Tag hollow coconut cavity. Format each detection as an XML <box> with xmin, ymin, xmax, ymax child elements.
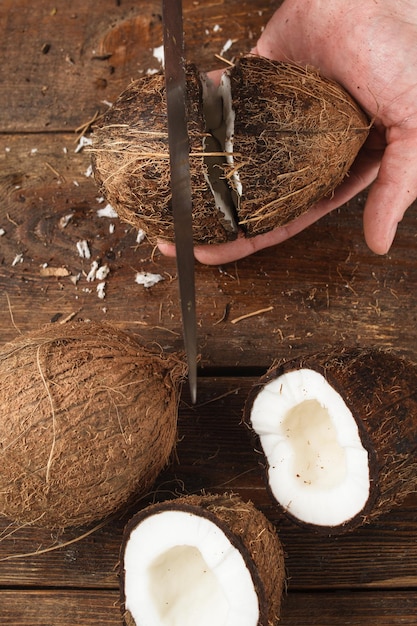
<box><xmin>0</xmin><ymin>321</ymin><xmax>185</xmax><ymax>528</ymax></box>
<box><xmin>244</xmin><ymin>347</ymin><xmax>417</xmax><ymax>534</ymax></box>
<box><xmin>92</xmin><ymin>55</ymin><xmax>369</xmax><ymax>245</ymax></box>
<box><xmin>121</xmin><ymin>493</ymin><xmax>285</xmax><ymax>626</ymax></box>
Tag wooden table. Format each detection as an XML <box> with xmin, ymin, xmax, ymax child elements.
<box><xmin>1</xmin><ymin>1</ymin><xmax>417</xmax><ymax>624</ymax></box>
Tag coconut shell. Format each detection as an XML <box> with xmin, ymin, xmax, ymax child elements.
<box><xmin>120</xmin><ymin>493</ymin><xmax>286</xmax><ymax>626</ymax></box>
<box><xmin>92</xmin><ymin>55</ymin><xmax>369</xmax><ymax>245</ymax></box>
<box><xmin>228</xmin><ymin>56</ymin><xmax>369</xmax><ymax>235</ymax></box>
<box><xmin>0</xmin><ymin>322</ymin><xmax>185</xmax><ymax>528</ymax></box>
<box><xmin>244</xmin><ymin>347</ymin><xmax>417</xmax><ymax>534</ymax></box>
<box><xmin>92</xmin><ymin>66</ymin><xmax>234</xmax><ymax>245</ymax></box>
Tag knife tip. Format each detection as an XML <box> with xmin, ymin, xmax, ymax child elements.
<box><xmin>189</xmin><ymin>379</ymin><xmax>197</xmax><ymax>405</ymax></box>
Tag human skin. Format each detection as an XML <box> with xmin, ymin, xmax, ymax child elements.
<box><xmin>159</xmin><ymin>0</ymin><xmax>417</xmax><ymax>264</ymax></box>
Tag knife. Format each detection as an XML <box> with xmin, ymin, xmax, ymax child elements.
<box><xmin>162</xmin><ymin>0</ymin><xmax>197</xmax><ymax>404</ymax></box>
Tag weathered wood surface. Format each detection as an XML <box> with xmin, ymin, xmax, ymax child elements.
<box><xmin>1</xmin><ymin>1</ymin><xmax>417</xmax><ymax>624</ymax></box>
<box><xmin>2</xmin><ymin>590</ymin><xmax>417</xmax><ymax>626</ymax></box>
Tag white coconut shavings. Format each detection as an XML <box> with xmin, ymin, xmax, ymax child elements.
<box><xmin>96</xmin><ymin>282</ymin><xmax>106</xmax><ymax>299</ymax></box>
<box><xmin>135</xmin><ymin>272</ymin><xmax>164</xmax><ymax>288</ymax></box>
<box><xmin>136</xmin><ymin>229</ymin><xmax>146</xmax><ymax>244</ymax></box>
<box><xmin>109</xmin><ymin>223</ymin><xmax>115</xmax><ymax>234</ymax></box>
<box><xmin>84</xmin><ymin>164</ymin><xmax>93</xmax><ymax>178</ymax></box>
<box><xmin>152</xmin><ymin>44</ymin><xmax>164</xmax><ymax>67</ymax></box>
<box><xmin>220</xmin><ymin>38</ymin><xmax>234</xmax><ymax>56</ymax></box>
<box><xmin>213</xmin><ymin>24</ymin><xmax>221</xmax><ymax>32</ymax></box>
<box><xmin>0</xmin><ymin>228</ymin><xmax>5</xmax><ymax>236</ymax></box>
<box><xmin>11</xmin><ymin>253</ymin><xmax>23</xmax><ymax>266</ymax></box>
<box><xmin>76</xmin><ymin>240</ymin><xmax>91</xmax><ymax>259</ymax></box>
<box><xmin>96</xmin><ymin>264</ymin><xmax>110</xmax><ymax>280</ymax></box>
<box><xmin>59</xmin><ymin>213</ymin><xmax>74</xmax><ymax>228</ymax></box>
<box><xmin>86</xmin><ymin>261</ymin><xmax>110</xmax><ymax>282</ymax></box>
<box><xmin>75</xmin><ymin>136</ymin><xmax>93</xmax><ymax>153</ymax></box>
<box><xmin>86</xmin><ymin>260</ymin><xmax>99</xmax><ymax>282</ymax></box>
<box><xmin>97</xmin><ymin>203</ymin><xmax>118</xmax><ymax>218</ymax></box>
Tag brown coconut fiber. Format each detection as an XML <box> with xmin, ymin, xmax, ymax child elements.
<box><xmin>91</xmin><ymin>55</ymin><xmax>369</xmax><ymax>245</ymax></box>
<box><xmin>121</xmin><ymin>493</ymin><xmax>286</xmax><ymax>626</ymax></box>
<box><xmin>0</xmin><ymin>321</ymin><xmax>185</xmax><ymax>529</ymax></box>
<box><xmin>227</xmin><ymin>56</ymin><xmax>370</xmax><ymax>236</ymax></box>
<box><xmin>244</xmin><ymin>346</ymin><xmax>417</xmax><ymax>533</ymax></box>
<box><xmin>92</xmin><ymin>67</ymin><xmax>231</xmax><ymax>245</ymax></box>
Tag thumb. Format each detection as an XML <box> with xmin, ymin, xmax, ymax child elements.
<box><xmin>363</xmin><ymin>129</ymin><xmax>417</xmax><ymax>254</ymax></box>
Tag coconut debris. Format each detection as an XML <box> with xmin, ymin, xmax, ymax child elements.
<box><xmin>135</xmin><ymin>272</ymin><xmax>164</xmax><ymax>288</ymax></box>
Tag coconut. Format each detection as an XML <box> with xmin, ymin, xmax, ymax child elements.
<box><xmin>92</xmin><ymin>66</ymin><xmax>234</xmax><ymax>245</ymax></box>
<box><xmin>120</xmin><ymin>493</ymin><xmax>285</xmax><ymax>626</ymax></box>
<box><xmin>0</xmin><ymin>322</ymin><xmax>185</xmax><ymax>528</ymax></box>
<box><xmin>92</xmin><ymin>55</ymin><xmax>369</xmax><ymax>245</ymax></box>
<box><xmin>244</xmin><ymin>347</ymin><xmax>417</xmax><ymax>534</ymax></box>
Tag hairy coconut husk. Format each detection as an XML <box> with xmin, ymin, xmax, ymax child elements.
<box><xmin>121</xmin><ymin>493</ymin><xmax>285</xmax><ymax>626</ymax></box>
<box><xmin>92</xmin><ymin>55</ymin><xmax>368</xmax><ymax>245</ymax></box>
<box><xmin>92</xmin><ymin>66</ymin><xmax>234</xmax><ymax>245</ymax></box>
<box><xmin>226</xmin><ymin>56</ymin><xmax>369</xmax><ymax>235</ymax></box>
<box><xmin>0</xmin><ymin>322</ymin><xmax>185</xmax><ymax>528</ymax></box>
<box><xmin>244</xmin><ymin>347</ymin><xmax>417</xmax><ymax>534</ymax></box>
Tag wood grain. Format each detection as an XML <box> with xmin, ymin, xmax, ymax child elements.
<box><xmin>1</xmin><ymin>0</ymin><xmax>417</xmax><ymax>623</ymax></box>
<box><xmin>0</xmin><ymin>379</ymin><xmax>416</xmax><ymax>594</ymax></box>
<box><xmin>2</xmin><ymin>589</ymin><xmax>417</xmax><ymax>625</ymax></box>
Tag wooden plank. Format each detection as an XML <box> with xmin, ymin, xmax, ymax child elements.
<box><xmin>0</xmin><ymin>0</ymin><xmax>280</xmax><ymax>132</ymax></box>
<box><xmin>0</xmin><ymin>378</ymin><xmax>416</xmax><ymax>593</ymax></box>
<box><xmin>281</xmin><ymin>591</ymin><xmax>417</xmax><ymax>625</ymax></box>
<box><xmin>1</xmin><ymin>589</ymin><xmax>417</xmax><ymax>625</ymax></box>
<box><xmin>2</xmin><ymin>132</ymin><xmax>417</xmax><ymax>367</ymax></box>
<box><xmin>0</xmin><ymin>590</ymin><xmax>121</xmax><ymax>626</ymax></box>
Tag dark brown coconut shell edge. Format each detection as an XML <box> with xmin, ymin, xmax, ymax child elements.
<box><xmin>119</xmin><ymin>493</ymin><xmax>285</xmax><ymax>626</ymax></box>
<box><xmin>243</xmin><ymin>346</ymin><xmax>417</xmax><ymax>535</ymax></box>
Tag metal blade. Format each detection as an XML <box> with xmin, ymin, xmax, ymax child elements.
<box><xmin>162</xmin><ymin>0</ymin><xmax>197</xmax><ymax>404</ymax></box>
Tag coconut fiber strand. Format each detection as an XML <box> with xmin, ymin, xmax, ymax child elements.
<box><xmin>245</xmin><ymin>347</ymin><xmax>417</xmax><ymax>533</ymax></box>
<box><xmin>92</xmin><ymin>55</ymin><xmax>369</xmax><ymax>245</ymax></box>
<box><xmin>0</xmin><ymin>321</ymin><xmax>185</xmax><ymax>528</ymax></box>
<box><xmin>121</xmin><ymin>493</ymin><xmax>285</xmax><ymax>626</ymax></box>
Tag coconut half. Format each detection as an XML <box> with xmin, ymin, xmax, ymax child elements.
<box><xmin>0</xmin><ymin>322</ymin><xmax>185</xmax><ymax>528</ymax></box>
<box><xmin>92</xmin><ymin>55</ymin><xmax>369</xmax><ymax>245</ymax></box>
<box><xmin>121</xmin><ymin>493</ymin><xmax>285</xmax><ymax>626</ymax></box>
<box><xmin>244</xmin><ymin>348</ymin><xmax>417</xmax><ymax>533</ymax></box>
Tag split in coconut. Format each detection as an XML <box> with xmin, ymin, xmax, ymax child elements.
<box><xmin>244</xmin><ymin>347</ymin><xmax>417</xmax><ymax>534</ymax></box>
<box><xmin>92</xmin><ymin>55</ymin><xmax>369</xmax><ymax>245</ymax></box>
<box><xmin>0</xmin><ymin>322</ymin><xmax>185</xmax><ymax>528</ymax></box>
<box><xmin>121</xmin><ymin>493</ymin><xmax>285</xmax><ymax>626</ymax></box>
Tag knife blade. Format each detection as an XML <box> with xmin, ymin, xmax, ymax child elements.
<box><xmin>162</xmin><ymin>0</ymin><xmax>197</xmax><ymax>404</ymax></box>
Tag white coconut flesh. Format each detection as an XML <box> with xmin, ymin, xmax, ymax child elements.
<box><xmin>200</xmin><ymin>72</ymin><xmax>241</xmax><ymax>233</ymax></box>
<box><xmin>124</xmin><ymin>510</ymin><xmax>259</xmax><ymax>626</ymax></box>
<box><xmin>249</xmin><ymin>368</ymin><xmax>370</xmax><ymax>527</ymax></box>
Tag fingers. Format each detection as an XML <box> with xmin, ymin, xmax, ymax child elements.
<box><xmin>157</xmin><ymin>241</ymin><xmax>176</xmax><ymax>258</ymax></box>
<box><xmin>158</xmin><ymin>141</ymin><xmax>381</xmax><ymax>266</ymax></box>
<box><xmin>193</xmin><ymin>209</ymin><xmax>330</xmax><ymax>265</ymax></box>
<box><xmin>363</xmin><ymin>129</ymin><xmax>417</xmax><ymax>254</ymax></box>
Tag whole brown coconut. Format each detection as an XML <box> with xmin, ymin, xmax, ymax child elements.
<box><xmin>92</xmin><ymin>55</ymin><xmax>369</xmax><ymax>244</ymax></box>
<box><xmin>0</xmin><ymin>322</ymin><xmax>185</xmax><ymax>528</ymax></box>
<box><xmin>120</xmin><ymin>493</ymin><xmax>286</xmax><ymax>626</ymax></box>
<box><xmin>244</xmin><ymin>347</ymin><xmax>417</xmax><ymax>534</ymax></box>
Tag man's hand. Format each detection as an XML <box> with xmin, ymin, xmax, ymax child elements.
<box><xmin>159</xmin><ymin>0</ymin><xmax>417</xmax><ymax>263</ymax></box>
